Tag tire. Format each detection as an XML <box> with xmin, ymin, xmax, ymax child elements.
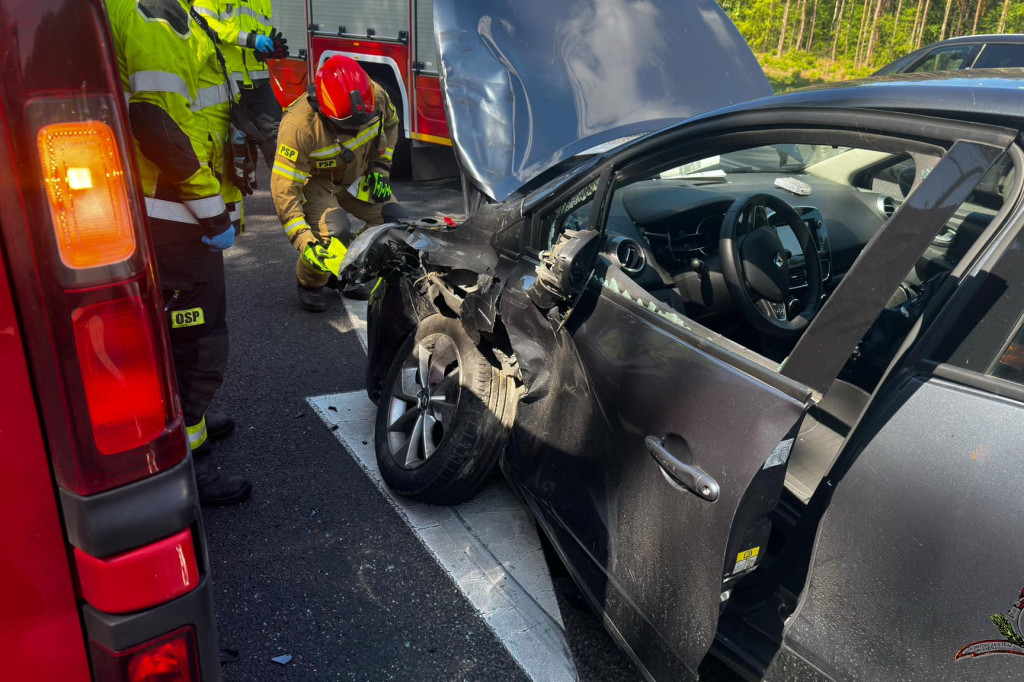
<box><xmin>375</xmin><ymin>314</ymin><xmax>516</xmax><ymax>505</ymax></box>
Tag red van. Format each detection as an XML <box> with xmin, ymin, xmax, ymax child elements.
<box><xmin>0</xmin><ymin>1</ymin><xmax>220</xmax><ymax>679</ymax></box>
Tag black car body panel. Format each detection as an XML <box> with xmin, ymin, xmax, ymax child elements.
<box><xmin>502</xmin><ymin>260</ymin><xmax>809</xmax><ymax>677</ymax></box>
<box><xmin>349</xmin><ymin>58</ymin><xmax>1024</xmax><ymax>680</ymax></box>
<box><xmin>433</xmin><ymin>0</ymin><xmax>772</xmax><ymax>201</ymax></box>
<box><xmin>779</xmin><ymin>375</ymin><xmax>1024</xmax><ymax>682</ymax></box>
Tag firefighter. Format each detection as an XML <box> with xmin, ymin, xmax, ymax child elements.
<box><xmin>105</xmin><ymin>0</ymin><xmax>251</xmax><ymax>506</ymax></box>
<box><xmin>192</xmin><ymin>0</ymin><xmax>286</xmax><ymax>167</ymax></box>
<box><xmin>271</xmin><ymin>55</ymin><xmax>400</xmax><ymax>312</ymax></box>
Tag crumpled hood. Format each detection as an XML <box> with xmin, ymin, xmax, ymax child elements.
<box><xmin>434</xmin><ymin>0</ymin><xmax>773</xmax><ymax>202</ymax></box>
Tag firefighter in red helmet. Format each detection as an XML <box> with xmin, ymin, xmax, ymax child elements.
<box><xmin>270</xmin><ymin>55</ymin><xmax>401</xmax><ymax>311</ymax></box>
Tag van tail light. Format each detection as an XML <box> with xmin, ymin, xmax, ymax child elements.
<box><xmin>90</xmin><ymin>627</ymin><xmax>199</xmax><ymax>682</ymax></box>
<box><xmin>72</xmin><ymin>295</ymin><xmax>167</xmax><ymax>455</ymax></box>
<box><xmin>37</xmin><ymin>121</ymin><xmax>136</xmax><ymax>269</ymax></box>
<box><xmin>15</xmin><ymin>95</ymin><xmax>187</xmax><ymax>495</ymax></box>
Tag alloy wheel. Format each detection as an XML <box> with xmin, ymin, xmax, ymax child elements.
<box><xmin>385</xmin><ymin>334</ymin><xmax>461</xmax><ymax>469</ymax></box>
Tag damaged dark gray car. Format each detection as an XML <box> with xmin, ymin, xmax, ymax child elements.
<box><xmin>340</xmin><ymin>1</ymin><xmax>1024</xmax><ymax>680</ymax></box>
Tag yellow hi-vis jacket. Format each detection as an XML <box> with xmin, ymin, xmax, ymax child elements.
<box><xmin>271</xmin><ymin>82</ymin><xmax>399</xmax><ymax>245</ymax></box>
<box><xmin>104</xmin><ymin>0</ymin><xmax>232</xmax><ymax>237</ymax></box>
<box><xmin>192</xmin><ymin>0</ymin><xmax>272</xmax><ymax>88</ymax></box>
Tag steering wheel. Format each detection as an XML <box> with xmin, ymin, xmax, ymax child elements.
<box><xmin>719</xmin><ymin>192</ymin><xmax>822</xmax><ymax>337</ymax></box>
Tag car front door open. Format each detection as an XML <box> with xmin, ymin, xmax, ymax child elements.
<box><xmin>501</xmin><ymin>112</ymin><xmax>1015</xmax><ymax>679</ymax></box>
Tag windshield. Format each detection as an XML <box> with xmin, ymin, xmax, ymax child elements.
<box><xmin>661</xmin><ymin>144</ymin><xmax>853</xmax><ymax>178</ymax></box>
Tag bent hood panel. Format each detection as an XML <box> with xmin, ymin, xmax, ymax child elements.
<box><xmin>435</xmin><ymin>0</ymin><xmax>772</xmax><ymax>202</ymax></box>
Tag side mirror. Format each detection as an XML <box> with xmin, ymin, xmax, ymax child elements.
<box><xmin>528</xmin><ymin>228</ymin><xmax>601</xmax><ymax>309</ymax></box>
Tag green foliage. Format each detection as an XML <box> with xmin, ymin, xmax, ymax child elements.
<box><xmin>991</xmin><ymin>612</ymin><xmax>1024</xmax><ymax>647</ymax></box>
<box><xmin>718</xmin><ymin>0</ymin><xmax>1024</xmax><ymax>89</ymax></box>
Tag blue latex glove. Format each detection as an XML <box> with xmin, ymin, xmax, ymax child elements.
<box><xmin>254</xmin><ymin>34</ymin><xmax>273</xmax><ymax>54</ymax></box>
<box><xmin>202</xmin><ymin>226</ymin><xmax>236</xmax><ymax>252</ymax></box>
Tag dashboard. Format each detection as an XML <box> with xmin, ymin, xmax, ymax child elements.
<box><xmin>602</xmin><ymin>172</ymin><xmax>896</xmax><ymax>324</ymax></box>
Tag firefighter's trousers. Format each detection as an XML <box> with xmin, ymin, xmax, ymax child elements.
<box><xmin>237</xmin><ymin>79</ymin><xmax>282</xmax><ymax>171</ymax></box>
<box><xmin>152</xmin><ymin>221</ymin><xmax>229</xmax><ymax>450</ymax></box>
<box><xmin>295</xmin><ymin>175</ymin><xmax>395</xmax><ymax>289</ymax></box>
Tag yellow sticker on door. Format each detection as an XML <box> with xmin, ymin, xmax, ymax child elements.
<box><xmin>171</xmin><ymin>307</ymin><xmax>205</xmax><ymax>328</ymax></box>
<box><xmin>734</xmin><ymin>546</ymin><xmax>760</xmax><ymax>573</ymax></box>
<box><xmin>278</xmin><ymin>144</ymin><xmax>299</xmax><ymax>162</ymax></box>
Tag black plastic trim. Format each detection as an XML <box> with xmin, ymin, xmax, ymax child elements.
<box><xmin>923</xmin><ymin>361</ymin><xmax>1024</xmax><ymax>404</ymax></box>
<box><xmin>59</xmin><ymin>455</ymin><xmax>198</xmax><ymax>558</ymax></box>
<box><xmin>83</xmin><ymin>574</ymin><xmax>219</xmax><ymax>682</ymax></box>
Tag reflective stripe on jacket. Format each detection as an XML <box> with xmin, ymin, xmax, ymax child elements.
<box><xmin>192</xmin><ymin>0</ymin><xmax>272</xmax><ymax>87</ymax></box>
<box><xmin>270</xmin><ymin>82</ymin><xmax>399</xmax><ymax>243</ymax></box>
<box><xmin>104</xmin><ymin>0</ymin><xmax>229</xmax><ymax>235</ymax></box>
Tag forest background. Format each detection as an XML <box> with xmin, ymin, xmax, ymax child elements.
<box><xmin>718</xmin><ymin>0</ymin><xmax>1024</xmax><ymax>90</ymax></box>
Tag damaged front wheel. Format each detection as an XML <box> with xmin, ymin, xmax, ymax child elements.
<box><xmin>375</xmin><ymin>314</ymin><xmax>516</xmax><ymax>505</ymax></box>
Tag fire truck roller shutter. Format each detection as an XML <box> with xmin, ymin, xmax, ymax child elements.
<box><xmin>270</xmin><ymin>0</ymin><xmax>306</xmax><ymax>56</ymax></box>
<box><xmin>355</xmin><ymin>61</ymin><xmax>411</xmax><ymax>178</ymax></box>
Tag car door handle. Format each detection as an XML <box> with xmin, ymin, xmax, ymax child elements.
<box><xmin>645</xmin><ymin>436</ymin><xmax>720</xmax><ymax>502</ymax></box>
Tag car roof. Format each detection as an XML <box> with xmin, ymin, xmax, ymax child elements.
<box><xmin>522</xmin><ymin>69</ymin><xmax>1024</xmax><ymax>210</ymax></box>
<box><xmin>743</xmin><ymin>69</ymin><xmax>1024</xmax><ymax>127</ymax></box>
<box><xmin>917</xmin><ymin>33</ymin><xmax>1024</xmax><ymax>46</ymax></box>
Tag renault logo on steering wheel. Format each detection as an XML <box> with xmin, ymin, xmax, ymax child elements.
<box><xmin>773</xmin><ymin>252</ymin><xmax>785</xmax><ymax>270</ymax></box>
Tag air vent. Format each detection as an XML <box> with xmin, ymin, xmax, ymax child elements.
<box><xmin>614</xmin><ymin>238</ymin><xmax>646</xmax><ymax>275</ymax></box>
<box><xmin>789</xmin><ymin>267</ymin><xmax>807</xmax><ymax>289</ymax></box>
<box><xmin>878</xmin><ymin>196</ymin><xmax>897</xmax><ymax>219</ymax></box>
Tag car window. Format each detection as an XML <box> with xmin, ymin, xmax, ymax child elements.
<box><xmin>538</xmin><ymin>180</ymin><xmax>598</xmax><ymax>249</ymax></box>
<box><xmin>972</xmin><ymin>44</ymin><xmax>1024</xmax><ymax>69</ymax></box>
<box><xmin>929</xmin><ymin>210</ymin><xmax>1024</xmax><ymax>388</ymax></box>
<box><xmin>992</xmin><ymin>324</ymin><xmax>1024</xmax><ymax>386</ymax></box>
<box><xmin>909</xmin><ymin>45</ymin><xmax>973</xmax><ymax>72</ymax></box>
<box><xmin>596</xmin><ymin>141</ymin><xmax>1012</xmax><ymax>392</ymax></box>
<box><xmin>860</xmin><ymin>155</ymin><xmax>916</xmax><ymax>199</ymax></box>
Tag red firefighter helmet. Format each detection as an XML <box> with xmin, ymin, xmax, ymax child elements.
<box><xmin>314</xmin><ymin>56</ymin><xmax>376</xmax><ymax>128</ymax></box>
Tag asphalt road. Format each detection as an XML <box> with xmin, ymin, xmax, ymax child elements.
<box><xmin>202</xmin><ymin>164</ymin><xmax>642</xmax><ymax>681</ymax></box>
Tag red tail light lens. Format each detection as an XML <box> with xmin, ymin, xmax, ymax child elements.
<box><xmin>90</xmin><ymin>627</ymin><xmax>199</xmax><ymax>682</ymax></box>
<box><xmin>73</xmin><ymin>295</ymin><xmax>166</xmax><ymax>454</ymax></box>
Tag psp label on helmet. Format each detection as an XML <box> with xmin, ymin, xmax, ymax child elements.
<box><xmin>278</xmin><ymin>144</ymin><xmax>299</xmax><ymax>162</ymax></box>
<box><xmin>171</xmin><ymin>307</ymin><xmax>205</xmax><ymax>328</ymax></box>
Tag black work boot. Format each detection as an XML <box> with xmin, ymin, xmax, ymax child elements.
<box><xmin>297</xmin><ymin>281</ymin><xmax>326</xmax><ymax>312</ymax></box>
<box><xmin>194</xmin><ymin>458</ymin><xmax>252</xmax><ymax>507</ymax></box>
<box><xmin>206</xmin><ymin>411</ymin><xmax>235</xmax><ymax>442</ymax></box>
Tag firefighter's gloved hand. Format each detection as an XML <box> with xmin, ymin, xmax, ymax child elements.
<box><xmin>269</xmin><ymin>28</ymin><xmax>289</xmax><ymax>58</ymax></box>
<box><xmin>301</xmin><ymin>237</ymin><xmax>347</xmax><ymax>278</ymax></box>
<box><xmin>202</xmin><ymin>225</ymin><xmax>236</xmax><ymax>253</ymax></box>
<box><xmin>254</xmin><ymin>34</ymin><xmax>273</xmax><ymax>54</ymax></box>
<box><xmin>230</xmin><ymin>129</ymin><xmax>258</xmax><ymax>195</ymax></box>
<box><xmin>368</xmin><ymin>172</ymin><xmax>392</xmax><ymax>203</ymax></box>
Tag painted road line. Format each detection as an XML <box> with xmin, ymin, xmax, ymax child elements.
<box><xmin>341</xmin><ymin>297</ymin><xmax>368</xmax><ymax>353</ymax></box>
<box><xmin>308</xmin><ymin>391</ymin><xmax>577</xmax><ymax>681</ymax></box>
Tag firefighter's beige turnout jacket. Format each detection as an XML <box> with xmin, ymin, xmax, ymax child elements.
<box><xmin>271</xmin><ymin>82</ymin><xmax>399</xmax><ymax>247</ymax></box>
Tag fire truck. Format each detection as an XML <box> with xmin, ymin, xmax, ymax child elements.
<box><xmin>270</xmin><ymin>0</ymin><xmax>456</xmax><ymax>179</ymax></box>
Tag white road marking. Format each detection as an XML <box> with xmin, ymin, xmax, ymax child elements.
<box><xmin>341</xmin><ymin>297</ymin><xmax>369</xmax><ymax>353</ymax></box>
<box><xmin>305</xmin><ymin>296</ymin><xmax>578</xmax><ymax>681</ymax></box>
<box><xmin>308</xmin><ymin>392</ymin><xmax>576</xmax><ymax>681</ymax></box>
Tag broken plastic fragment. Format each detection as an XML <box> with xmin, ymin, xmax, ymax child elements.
<box><xmin>444</xmin><ymin>216</ymin><xmax>457</xmax><ymax>226</ymax></box>
<box><xmin>271</xmin><ymin>655</ymin><xmax>293</xmax><ymax>665</ymax></box>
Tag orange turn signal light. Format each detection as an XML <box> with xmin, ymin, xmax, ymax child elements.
<box><xmin>37</xmin><ymin>121</ymin><xmax>135</xmax><ymax>269</ymax></box>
